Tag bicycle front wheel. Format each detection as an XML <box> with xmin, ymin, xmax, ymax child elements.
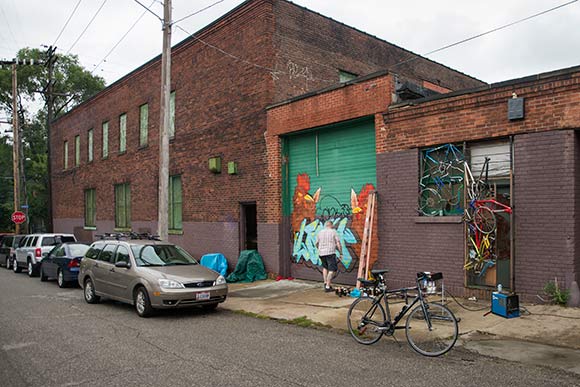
<box><xmin>347</xmin><ymin>296</ymin><xmax>385</xmax><ymax>345</ymax></box>
<box><xmin>405</xmin><ymin>302</ymin><xmax>458</xmax><ymax>357</ymax></box>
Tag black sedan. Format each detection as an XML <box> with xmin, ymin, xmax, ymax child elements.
<box><xmin>40</xmin><ymin>243</ymin><xmax>90</xmax><ymax>288</ymax></box>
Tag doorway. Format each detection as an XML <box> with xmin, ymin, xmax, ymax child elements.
<box><xmin>240</xmin><ymin>202</ymin><xmax>257</xmax><ymax>251</ymax></box>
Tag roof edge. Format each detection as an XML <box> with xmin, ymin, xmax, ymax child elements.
<box><xmin>388</xmin><ymin>64</ymin><xmax>580</xmax><ymax>110</ymax></box>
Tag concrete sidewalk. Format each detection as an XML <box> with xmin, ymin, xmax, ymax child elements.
<box><xmin>222</xmin><ymin>279</ymin><xmax>580</xmax><ymax>375</ymax></box>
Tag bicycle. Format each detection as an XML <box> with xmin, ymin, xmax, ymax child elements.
<box><xmin>347</xmin><ymin>270</ymin><xmax>459</xmax><ymax>357</ymax></box>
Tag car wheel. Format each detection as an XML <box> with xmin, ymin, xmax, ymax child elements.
<box><xmin>57</xmin><ymin>269</ymin><xmax>67</xmax><ymax>288</ymax></box>
<box><xmin>5</xmin><ymin>257</ymin><xmax>11</xmax><ymax>270</ymax></box>
<box><xmin>13</xmin><ymin>259</ymin><xmax>21</xmax><ymax>273</ymax></box>
<box><xmin>83</xmin><ymin>278</ymin><xmax>100</xmax><ymax>304</ymax></box>
<box><xmin>134</xmin><ymin>287</ymin><xmax>154</xmax><ymax>318</ymax></box>
<box><xmin>40</xmin><ymin>265</ymin><xmax>48</xmax><ymax>282</ymax></box>
<box><xmin>27</xmin><ymin>260</ymin><xmax>38</xmax><ymax>277</ymax></box>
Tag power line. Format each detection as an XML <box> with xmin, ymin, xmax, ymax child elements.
<box><xmin>391</xmin><ymin>0</ymin><xmax>579</xmax><ymax>70</ymax></box>
<box><xmin>133</xmin><ymin>0</ymin><xmax>163</xmax><ymax>22</ymax></box>
<box><xmin>66</xmin><ymin>0</ymin><xmax>108</xmax><ymax>55</ymax></box>
<box><xmin>173</xmin><ymin>0</ymin><xmax>225</xmax><ymax>25</ymax></box>
<box><xmin>0</xmin><ymin>4</ymin><xmax>20</xmax><ymax>51</ymax></box>
<box><xmin>91</xmin><ymin>0</ymin><xmax>156</xmax><ymax>74</ymax></box>
<box><xmin>53</xmin><ymin>0</ymin><xmax>83</xmax><ymax>47</ymax></box>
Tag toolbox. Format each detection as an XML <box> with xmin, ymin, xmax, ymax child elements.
<box><xmin>491</xmin><ymin>292</ymin><xmax>520</xmax><ymax>318</ymax></box>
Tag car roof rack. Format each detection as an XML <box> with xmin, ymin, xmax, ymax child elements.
<box><xmin>95</xmin><ymin>232</ymin><xmax>162</xmax><ymax>241</ymax></box>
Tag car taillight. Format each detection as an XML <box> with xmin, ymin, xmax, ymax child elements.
<box><xmin>35</xmin><ymin>248</ymin><xmax>41</xmax><ymax>258</ymax></box>
<box><xmin>68</xmin><ymin>259</ymin><xmax>80</xmax><ymax>268</ymax></box>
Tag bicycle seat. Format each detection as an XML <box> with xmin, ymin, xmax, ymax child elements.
<box><xmin>358</xmin><ymin>278</ymin><xmax>378</xmax><ymax>288</ymax></box>
<box><xmin>371</xmin><ymin>269</ymin><xmax>389</xmax><ymax>276</ymax></box>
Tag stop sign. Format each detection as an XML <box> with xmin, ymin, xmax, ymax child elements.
<box><xmin>11</xmin><ymin>211</ymin><xmax>26</xmax><ymax>224</ymax></box>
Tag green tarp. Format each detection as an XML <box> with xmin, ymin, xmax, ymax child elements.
<box><xmin>226</xmin><ymin>250</ymin><xmax>268</xmax><ymax>283</ymax></box>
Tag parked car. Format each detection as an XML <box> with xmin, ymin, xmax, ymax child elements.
<box><xmin>1</xmin><ymin>234</ymin><xmax>23</xmax><ymax>269</ymax></box>
<box><xmin>40</xmin><ymin>243</ymin><xmax>90</xmax><ymax>288</ymax></box>
<box><xmin>79</xmin><ymin>237</ymin><xmax>228</xmax><ymax>317</ymax></box>
<box><xmin>14</xmin><ymin>234</ymin><xmax>77</xmax><ymax>277</ymax></box>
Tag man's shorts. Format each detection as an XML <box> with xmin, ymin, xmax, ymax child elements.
<box><xmin>319</xmin><ymin>254</ymin><xmax>338</xmax><ymax>272</ymax></box>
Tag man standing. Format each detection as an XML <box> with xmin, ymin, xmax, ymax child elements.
<box><xmin>316</xmin><ymin>220</ymin><xmax>342</xmax><ymax>292</ymax></box>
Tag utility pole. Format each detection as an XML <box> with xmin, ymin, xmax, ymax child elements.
<box><xmin>157</xmin><ymin>0</ymin><xmax>172</xmax><ymax>241</ymax></box>
<box><xmin>11</xmin><ymin>63</ymin><xmax>21</xmax><ymax>234</ymax></box>
<box><xmin>45</xmin><ymin>46</ymin><xmax>57</xmax><ymax>233</ymax></box>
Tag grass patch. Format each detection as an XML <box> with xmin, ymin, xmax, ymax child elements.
<box><xmin>279</xmin><ymin>316</ymin><xmax>332</xmax><ymax>329</ymax></box>
<box><xmin>233</xmin><ymin>311</ymin><xmax>333</xmax><ymax>330</ymax></box>
<box><xmin>233</xmin><ymin>310</ymin><xmax>271</xmax><ymax>320</ymax></box>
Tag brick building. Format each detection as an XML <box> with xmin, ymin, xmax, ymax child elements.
<box><xmin>267</xmin><ymin>65</ymin><xmax>580</xmax><ymax>299</ymax></box>
<box><xmin>51</xmin><ymin>0</ymin><xmax>483</xmax><ymax>274</ymax></box>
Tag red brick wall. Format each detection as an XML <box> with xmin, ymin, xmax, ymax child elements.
<box><xmin>268</xmin><ymin>74</ymin><xmax>392</xmax><ymax>136</ymax></box>
<box><xmin>51</xmin><ymin>0</ymin><xmax>276</xmax><ymax>268</ymax></box>
<box><xmin>272</xmin><ymin>0</ymin><xmax>484</xmax><ymax>101</ymax></box>
<box><xmin>379</xmin><ymin>70</ymin><xmax>580</xmax><ymax>153</ymax></box>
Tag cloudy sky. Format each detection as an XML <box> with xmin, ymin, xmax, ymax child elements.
<box><xmin>1</xmin><ymin>0</ymin><xmax>579</xmax><ymax>86</ymax></box>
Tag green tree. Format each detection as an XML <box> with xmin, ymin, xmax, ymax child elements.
<box><xmin>0</xmin><ymin>135</ymin><xmax>14</xmax><ymax>231</ymax></box>
<box><xmin>0</xmin><ymin>48</ymin><xmax>105</xmax><ymax>232</ymax></box>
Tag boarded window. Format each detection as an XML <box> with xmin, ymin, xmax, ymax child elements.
<box><xmin>114</xmin><ymin>183</ymin><xmax>131</xmax><ymax>229</ymax></box>
<box><xmin>102</xmin><ymin>121</ymin><xmax>109</xmax><ymax>158</ymax></box>
<box><xmin>119</xmin><ymin>113</ymin><xmax>127</xmax><ymax>153</ymax></box>
<box><xmin>84</xmin><ymin>188</ymin><xmax>96</xmax><ymax>227</ymax></box>
<box><xmin>88</xmin><ymin>129</ymin><xmax>93</xmax><ymax>162</ymax></box>
<box><xmin>139</xmin><ymin>103</ymin><xmax>148</xmax><ymax>146</ymax></box>
<box><xmin>169</xmin><ymin>175</ymin><xmax>182</xmax><ymax>230</ymax></box>
<box><xmin>469</xmin><ymin>140</ymin><xmax>511</xmax><ymax>178</ymax></box>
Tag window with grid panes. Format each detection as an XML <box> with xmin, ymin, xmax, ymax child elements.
<box><xmin>114</xmin><ymin>183</ymin><xmax>131</xmax><ymax>229</ymax></box>
<box><xmin>139</xmin><ymin>103</ymin><xmax>148</xmax><ymax>146</ymax></box>
<box><xmin>119</xmin><ymin>113</ymin><xmax>127</xmax><ymax>153</ymax></box>
<box><xmin>88</xmin><ymin>129</ymin><xmax>93</xmax><ymax>162</ymax></box>
<box><xmin>102</xmin><ymin>121</ymin><xmax>109</xmax><ymax>158</ymax></box>
<box><xmin>84</xmin><ymin>188</ymin><xmax>96</xmax><ymax>228</ymax></box>
<box><xmin>169</xmin><ymin>91</ymin><xmax>175</xmax><ymax>138</ymax></box>
<box><xmin>75</xmin><ymin>135</ymin><xmax>80</xmax><ymax>166</ymax></box>
<box><xmin>169</xmin><ymin>175</ymin><xmax>182</xmax><ymax>231</ymax></box>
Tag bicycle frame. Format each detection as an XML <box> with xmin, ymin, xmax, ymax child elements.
<box><xmin>360</xmin><ymin>278</ymin><xmax>432</xmax><ymax>332</ymax></box>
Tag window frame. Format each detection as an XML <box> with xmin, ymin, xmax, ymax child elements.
<box><xmin>114</xmin><ymin>183</ymin><xmax>131</xmax><ymax>230</ymax></box>
<box><xmin>63</xmin><ymin>140</ymin><xmax>68</xmax><ymax>169</ymax></box>
<box><xmin>102</xmin><ymin>121</ymin><xmax>109</xmax><ymax>159</ymax></box>
<box><xmin>139</xmin><ymin>103</ymin><xmax>148</xmax><ymax>147</ymax></box>
<box><xmin>84</xmin><ymin>188</ymin><xmax>97</xmax><ymax>229</ymax></box>
<box><xmin>169</xmin><ymin>90</ymin><xmax>175</xmax><ymax>139</ymax></box>
<box><xmin>168</xmin><ymin>175</ymin><xmax>182</xmax><ymax>232</ymax></box>
<box><xmin>75</xmin><ymin>135</ymin><xmax>80</xmax><ymax>166</ymax></box>
<box><xmin>119</xmin><ymin>113</ymin><xmax>127</xmax><ymax>153</ymax></box>
<box><xmin>88</xmin><ymin>128</ymin><xmax>94</xmax><ymax>162</ymax></box>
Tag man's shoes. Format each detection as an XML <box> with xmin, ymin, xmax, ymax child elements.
<box><xmin>324</xmin><ymin>286</ymin><xmax>333</xmax><ymax>293</ymax></box>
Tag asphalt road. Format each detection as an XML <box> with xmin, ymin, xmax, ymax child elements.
<box><xmin>0</xmin><ymin>268</ymin><xmax>578</xmax><ymax>387</ymax></box>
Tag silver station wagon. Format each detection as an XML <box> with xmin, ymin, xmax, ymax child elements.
<box><xmin>79</xmin><ymin>236</ymin><xmax>228</xmax><ymax>317</ymax></box>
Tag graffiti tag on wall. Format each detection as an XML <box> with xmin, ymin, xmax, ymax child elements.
<box><xmin>290</xmin><ymin>173</ymin><xmax>377</xmax><ymax>273</ymax></box>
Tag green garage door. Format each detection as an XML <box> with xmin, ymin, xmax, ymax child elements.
<box><xmin>284</xmin><ymin>117</ymin><xmax>377</xmax><ymax>281</ymax></box>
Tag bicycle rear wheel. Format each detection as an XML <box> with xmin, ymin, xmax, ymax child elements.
<box><xmin>405</xmin><ymin>302</ymin><xmax>458</xmax><ymax>357</ymax></box>
<box><xmin>347</xmin><ymin>296</ymin><xmax>385</xmax><ymax>345</ymax></box>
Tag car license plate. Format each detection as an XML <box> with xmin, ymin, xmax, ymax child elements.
<box><xmin>69</xmin><ymin>268</ymin><xmax>79</xmax><ymax>272</ymax></box>
<box><xmin>197</xmin><ymin>292</ymin><xmax>210</xmax><ymax>300</ymax></box>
